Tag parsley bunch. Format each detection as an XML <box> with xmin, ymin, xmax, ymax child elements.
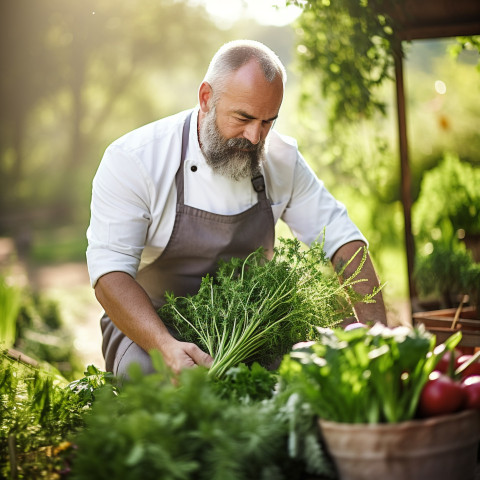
<box><xmin>71</xmin><ymin>354</ymin><xmax>335</xmax><ymax>480</ymax></box>
<box><xmin>160</xmin><ymin>237</ymin><xmax>376</xmax><ymax>378</ymax></box>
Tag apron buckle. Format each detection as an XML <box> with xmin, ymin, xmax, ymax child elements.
<box><xmin>251</xmin><ymin>175</ymin><xmax>265</xmax><ymax>193</ymax></box>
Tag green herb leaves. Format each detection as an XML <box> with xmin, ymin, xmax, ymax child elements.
<box><xmin>72</xmin><ymin>359</ymin><xmax>286</xmax><ymax>480</ymax></box>
<box><xmin>160</xmin><ymin>237</ymin><xmax>375</xmax><ymax>378</ymax></box>
<box><xmin>71</xmin><ymin>353</ymin><xmax>334</xmax><ymax>480</ymax></box>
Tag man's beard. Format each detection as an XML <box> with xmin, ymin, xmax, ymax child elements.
<box><xmin>199</xmin><ymin>106</ymin><xmax>266</xmax><ymax>181</ymax></box>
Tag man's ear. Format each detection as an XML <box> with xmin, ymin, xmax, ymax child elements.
<box><xmin>198</xmin><ymin>81</ymin><xmax>213</xmax><ymax>113</ymax></box>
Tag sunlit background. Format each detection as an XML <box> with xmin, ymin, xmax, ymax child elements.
<box><xmin>193</xmin><ymin>0</ymin><xmax>302</xmax><ymax>26</ymax></box>
<box><xmin>1</xmin><ymin>0</ymin><xmax>479</xmax><ymax>377</ymax></box>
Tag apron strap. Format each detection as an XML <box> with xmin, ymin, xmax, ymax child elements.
<box><xmin>175</xmin><ymin>111</ymin><xmax>193</xmax><ymax>205</ymax></box>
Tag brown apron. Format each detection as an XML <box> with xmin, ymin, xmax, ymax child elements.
<box><xmin>101</xmin><ymin>111</ymin><xmax>276</xmax><ymax>374</ymax></box>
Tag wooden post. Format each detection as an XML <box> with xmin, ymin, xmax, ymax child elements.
<box><xmin>393</xmin><ymin>42</ymin><xmax>416</xmax><ymax>305</ymax></box>
<box><xmin>8</xmin><ymin>434</ymin><xmax>17</xmax><ymax>480</ymax></box>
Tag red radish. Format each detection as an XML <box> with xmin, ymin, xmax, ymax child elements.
<box><xmin>435</xmin><ymin>349</ymin><xmax>462</xmax><ymax>374</ymax></box>
<box><xmin>418</xmin><ymin>371</ymin><xmax>466</xmax><ymax>417</ymax></box>
<box><xmin>462</xmin><ymin>375</ymin><xmax>480</xmax><ymax>410</ymax></box>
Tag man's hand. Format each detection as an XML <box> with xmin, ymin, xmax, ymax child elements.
<box><xmin>158</xmin><ymin>336</ymin><xmax>213</xmax><ymax>374</ymax></box>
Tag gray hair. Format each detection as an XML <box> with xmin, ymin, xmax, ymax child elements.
<box><xmin>203</xmin><ymin>40</ymin><xmax>287</xmax><ymax>101</ymax></box>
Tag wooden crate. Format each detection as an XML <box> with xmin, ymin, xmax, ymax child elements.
<box><xmin>413</xmin><ymin>306</ymin><xmax>480</xmax><ymax>352</ymax></box>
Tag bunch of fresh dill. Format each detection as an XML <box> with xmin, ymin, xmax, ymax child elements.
<box><xmin>159</xmin><ymin>237</ymin><xmax>376</xmax><ymax>378</ymax></box>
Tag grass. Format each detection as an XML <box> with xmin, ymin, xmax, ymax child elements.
<box><xmin>30</xmin><ymin>226</ymin><xmax>88</xmax><ymax>264</ymax></box>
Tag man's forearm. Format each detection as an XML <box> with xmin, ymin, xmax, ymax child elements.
<box><xmin>331</xmin><ymin>241</ymin><xmax>388</xmax><ymax>325</ymax></box>
<box><xmin>94</xmin><ymin>271</ymin><xmax>213</xmax><ymax>372</ymax></box>
<box><xmin>94</xmin><ymin>271</ymin><xmax>173</xmax><ymax>353</ymax></box>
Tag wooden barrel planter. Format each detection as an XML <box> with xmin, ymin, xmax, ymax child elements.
<box><xmin>318</xmin><ymin>410</ymin><xmax>480</xmax><ymax>480</ymax></box>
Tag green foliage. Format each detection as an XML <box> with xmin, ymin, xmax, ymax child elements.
<box><xmin>279</xmin><ymin>324</ymin><xmax>461</xmax><ymax>424</ymax></box>
<box><xmin>0</xmin><ymin>354</ymin><xmax>108</xmax><ymax>478</ymax></box>
<box><xmin>0</xmin><ymin>272</ymin><xmax>84</xmax><ymax>379</ymax></box>
<box><xmin>414</xmin><ymin>241</ymin><xmax>480</xmax><ymax>311</ymax></box>
<box><xmin>68</xmin><ymin>364</ymin><xmax>118</xmax><ymax>406</ymax></box>
<box><xmin>71</xmin><ymin>353</ymin><xmax>334</xmax><ymax>480</ymax></box>
<box><xmin>290</xmin><ymin>2</ymin><xmax>479</xmax><ymax>131</ymax></box>
<box><xmin>449</xmin><ymin>36</ymin><xmax>480</xmax><ymax>73</ymax></box>
<box><xmin>14</xmin><ymin>289</ymin><xmax>84</xmax><ymax>380</ymax></box>
<box><xmin>288</xmin><ymin>4</ymin><xmax>480</xmax><ymax>306</ymax></box>
<box><xmin>0</xmin><ymin>0</ymin><xmax>224</xmax><ymax>230</ymax></box>
<box><xmin>0</xmin><ymin>274</ymin><xmax>22</xmax><ymax>349</ymax></box>
<box><xmin>160</xmin><ymin>237</ymin><xmax>380</xmax><ymax>378</ymax></box>
<box><xmin>30</xmin><ymin>227</ymin><xmax>89</xmax><ymax>264</ymax></box>
<box><xmin>462</xmin><ymin>262</ymin><xmax>480</xmax><ymax>313</ymax></box>
<box><xmin>290</xmin><ymin>0</ymin><xmax>398</xmax><ymax>125</ymax></box>
<box><xmin>211</xmin><ymin>362</ymin><xmax>278</xmax><ymax>403</ymax></box>
<box><xmin>413</xmin><ymin>153</ymin><xmax>480</xmax><ymax>242</ymax></box>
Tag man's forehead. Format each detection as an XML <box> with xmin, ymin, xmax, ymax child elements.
<box><xmin>217</xmin><ymin>73</ymin><xmax>283</xmax><ymax>120</ymax></box>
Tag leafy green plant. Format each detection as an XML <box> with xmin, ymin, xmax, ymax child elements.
<box><xmin>289</xmin><ymin>0</ymin><xmax>398</xmax><ymax>125</ymax></box>
<box><xmin>290</xmin><ymin>1</ymin><xmax>480</xmax><ymax>128</ymax></box>
<box><xmin>279</xmin><ymin>324</ymin><xmax>461</xmax><ymax>424</ymax></box>
<box><xmin>0</xmin><ymin>274</ymin><xmax>22</xmax><ymax>349</ymax></box>
<box><xmin>413</xmin><ymin>153</ymin><xmax>480</xmax><ymax>242</ymax></box>
<box><xmin>68</xmin><ymin>364</ymin><xmax>118</xmax><ymax>406</ymax></box>
<box><xmin>449</xmin><ymin>36</ymin><xmax>480</xmax><ymax>73</ymax></box>
<box><xmin>160</xmin><ymin>237</ymin><xmax>380</xmax><ymax>378</ymax></box>
<box><xmin>0</xmin><ymin>353</ymin><xmax>108</xmax><ymax>478</ymax></box>
<box><xmin>71</xmin><ymin>352</ymin><xmax>334</xmax><ymax>480</ymax></box>
<box><xmin>414</xmin><ymin>241</ymin><xmax>480</xmax><ymax>311</ymax></box>
<box><xmin>0</xmin><ymin>273</ymin><xmax>85</xmax><ymax>380</ymax></box>
<box><xmin>413</xmin><ymin>155</ymin><xmax>480</xmax><ymax>311</ymax></box>
<box><xmin>14</xmin><ymin>289</ymin><xmax>85</xmax><ymax>380</ymax></box>
<box><xmin>211</xmin><ymin>362</ymin><xmax>278</xmax><ymax>403</ymax></box>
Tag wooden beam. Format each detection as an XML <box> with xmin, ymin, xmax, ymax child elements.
<box><xmin>399</xmin><ymin>22</ymin><xmax>480</xmax><ymax>41</ymax></box>
<box><xmin>6</xmin><ymin>348</ymin><xmax>39</xmax><ymax>368</ymax></box>
<box><xmin>393</xmin><ymin>43</ymin><xmax>416</xmax><ymax>304</ymax></box>
<box><xmin>385</xmin><ymin>0</ymin><xmax>480</xmax><ymax>40</ymax></box>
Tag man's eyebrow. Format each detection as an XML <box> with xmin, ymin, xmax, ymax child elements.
<box><xmin>233</xmin><ymin>109</ymin><xmax>278</xmax><ymax>122</ymax></box>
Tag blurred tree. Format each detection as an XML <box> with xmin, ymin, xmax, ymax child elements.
<box><xmin>0</xmin><ymin>0</ymin><xmax>223</xmax><ymax>235</ymax></box>
<box><xmin>0</xmin><ymin>1</ymin><xmax>64</xmax><ymax>211</ymax></box>
<box><xmin>288</xmin><ymin>0</ymin><xmax>397</xmax><ymax>126</ymax></box>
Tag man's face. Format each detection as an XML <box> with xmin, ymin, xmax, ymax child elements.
<box><xmin>198</xmin><ymin>59</ymin><xmax>284</xmax><ymax>181</ymax></box>
<box><xmin>199</xmin><ymin>105</ymin><xmax>266</xmax><ymax>181</ymax></box>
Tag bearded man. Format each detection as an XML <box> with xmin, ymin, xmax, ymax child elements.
<box><xmin>86</xmin><ymin>40</ymin><xmax>387</xmax><ymax>378</ymax></box>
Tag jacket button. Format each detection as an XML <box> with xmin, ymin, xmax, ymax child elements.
<box><xmin>191</xmin><ymin>165</ymin><xmax>197</xmax><ymax>172</ymax></box>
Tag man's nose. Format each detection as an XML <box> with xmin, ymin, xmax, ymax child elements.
<box><xmin>242</xmin><ymin>122</ymin><xmax>262</xmax><ymax>145</ymax></box>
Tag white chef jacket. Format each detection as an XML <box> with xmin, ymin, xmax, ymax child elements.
<box><xmin>86</xmin><ymin>107</ymin><xmax>366</xmax><ymax>288</ymax></box>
